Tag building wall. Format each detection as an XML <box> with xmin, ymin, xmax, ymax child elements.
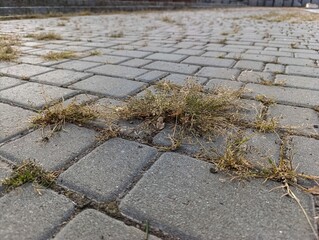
<box><xmin>0</xmin><ymin>0</ymin><xmax>313</xmax><ymax>16</ymax></box>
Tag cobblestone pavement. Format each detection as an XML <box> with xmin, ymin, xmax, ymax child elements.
<box><xmin>0</xmin><ymin>8</ymin><xmax>319</xmax><ymax>240</ymax></box>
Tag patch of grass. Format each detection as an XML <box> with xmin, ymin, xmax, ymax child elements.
<box><xmin>109</xmin><ymin>32</ymin><xmax>124</xmax><ymax>38</ymax></box>
<box><xmin>254</xmin><ymin>110</ymin><xmax>278</xmax><ymax>133</ymax></box>
<box><xmin>2</xmin><ymin>160</ymin><xmax>58</xmax><ymax>191</ymax></box>
<box><xmin>161</xmin><ymin>16</ymin><xmax>176</xmax><ymax>24</ymax></box>
<box><xmin>248</xmin><ymin>11</ymin><xmax>319</xmax><ymax>22</ymax></box>
<box><xmin>206</xmin><ymin>133</ymin><xmax>319</xmax><ymax>185</ymax></box>
<box><xmin>217</xmin><ymin>38</ymin><xmax>227</xmax><ymax>44</ymax></box>
<box><xmin>116</xmin><ymin>81</ymin><xmax>244</xmax><ymax>138</ymax></box>
<box><xmin>42</xmin><ymin>51</ymin><xmax>76</xmax><ymax>61</ymax></box>
<box><xmin>89</xmin><ymin>50</ymin><xmax>102</xmax><ymax>56</ymax></box>
<box><xmin>255</xmin><ymin>94</ymin><xmax>276</xmax><ymax>106</ymax></box>
<box><xmin>27</xmin><ymin>32</ymin><xmax>62</xmax><ymax>41</ymax></box>
<box><xmin>0</xmin><ymin>34</ymin><xmax>20</xmax><ymax>61</ymax></box>
<box><xmin>31</xmin><ymin>100</ymin><xmax>99</xmax><ymax>132</ymax></box>
<box><xmin>57</xmin><ymin>22</ymin><xmax>66</xmax><ymax>26</ymax></box>
<box><xmin>258</xmin><ymin>79</ymin><xmax>274</xmax><ymax>86</ymax></box>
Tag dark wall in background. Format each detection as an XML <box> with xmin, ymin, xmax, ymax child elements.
<box><xmin>0</xmin><ymin>0</ymin><xmax>313</xmax><ymax>16</ymax></box>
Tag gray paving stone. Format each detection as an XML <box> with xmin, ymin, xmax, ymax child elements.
<box><xmin>152</xmin><ymin>125</ymin><xmax>225</xmax><ymax>156</ymax></box>
<box><xmin>0</xmin><ymin>124</ymin><xmax>97</xmax><ymax>171</ymax></box>
<box><xmin>0</xmin><ymin>103</ymin><xmax>35</xmax><ymax>143</ymax></box>
<box><xmin>205</xmin><ymin>79</ymin><xmax>243</xmax><ymax>90</ymax></box>
<box><xmin>87</xmin><ymin>64</ymin><xmax>148</xmax><ymax>79</ymax></box>
<box><xmin>54</xmin><ymin>209</ymin><xmax>159</xmax><ymax>240</ymax></box>
<box><xmin>0</xmin><ymin>184</ymin><xmax>75</xmax><ymax>240</ymax></box>
<box><xmin>0</xmin><ymin>62</ymin><xmax>17</xmax><ymax>69</ymax></box>
<box><xmin>17</xmin><ymin>55</ymin><xmax>46</xmax><ymax>65</ymax></box>
<box><xmin>295</xmin><ymin>53</ymin><xmax>319</xmax><ymax>60</ymax></box>
<box><xmin>62</xmin><ymin>94</ymin><xmax>99</xmax><ymax>107</ymax></box>
<box><xmin>0</xmin><ymin>77</ymin><xmax>24</xmax><ymax>91</ymax></box>
<box><xmin>240</xmin><ymin>99</ymin><xmax>264</xmax><ymax>122</ymax></box>
<box><xmin>0</xmin><ymin>64</ymin><xmax>52</xmax><ymax>78</ymax></box>
<box><xmin>135</xmin><ymin>70</ymin><xmax>168</xmax><ymax>83</ymax></box>
<box><xmin>162</xmin><ymin>73</ymin><xmax>207</xmax><ymax>85</ymax></box>
<box><xmin>245</xmin><ymin>83</ymin><xmax>319</xmax><ymax>108</ymax></box>
<box><xmin>70</xmin><ymin>75</ymin><xmax>145</xmax><ymax>98</ymax></box>
<box><xmin>53</xmin><ymin>60</ymin><xmax>102</xmax><ymax>71</ymax></box>
<box><xmin>234</xmin><ymin>60</ymin><xmax>264</xmax><ymax>71</ymax></box>
<box><xmin>182</xmin><ymin>56</ymin><xmax>235</xmax><ymax>68</ymax></box>
<box><xmin>268</xmin><ymin>104</ymin><xmax>319</xmax><ymax>135</ymax></box>
<box><xmin>120</xmin><ymin>153</ymin><xmax>316</xmax><ymax>240</ymax></box>
<box><xmin>264</xmin><ymin>64</ymin><xmax>285</xmax><ymax>73</ymax></box>
<box><xmin>31</xmin><ymin>69</ymin><xmax>92</xmax><ymax>86</ymax></box>
<box><xmin>239</xmin><ymin>53</ymin><xmax>277</xmax><ymax>63</ymax></box>
<box><xmin>275</xmin><ymin>74</ymin><xmax>319</xmax><ymax>90</ymax></box>
<box><xmin>243</xmin><ymin>130</ymin><xmax>281</xmax><ymax>166</ymax></box>
<box><xmin>58</xmin><ymin>138</ymin><xmax>157</xmax><ymax>201</ymax></box>
<box><xmin>143</xmin><ymin>61</ymin><xmax>199</xmax><ymax>75</ymax></box>
<box><xmin>218</xmin><ymin>46</ymin><xmax>246</xmax><ymax>53</ymax></box>
<box><xmin>139</xmin><ymin>46</ymin><xmax>176</xmax><ymax>53</ymax></box>
<box><xmin>286</xmin><ymin>65</ymin><xmax>319</xmax><ymax>77</ymax></box>
<box><xmin>120</xmin><ymin>58</ymin><xmax>152</xmax><ymax>67</ymax></box>
<box><xmin>0</xmin><ymin>82</ymin><xmax>77</xmax><ymax>109</ymax></box>
<box><xmin>201</xmin><ymin>51</ymin><xmax>226</xmax><ymax>58</ymax></box>
<box><xmin>288</xmin><ymin>136</ymin><xmax>319</xmax><ymax>176</ymax></box>
<box><xmin>81</xmin><ymin>54</ymin><xmax>129</xmax><ymax>64</ymax></box>
<box><xmin>110</xmin><ymin>49</ymin><xmax>152</xmax><ymax>58</ymax></box>
<box><xmin>0</xmin><ymin>161</ymin><xmax>12</xmax><ymax>192</ymax></box>
<box><xmin>277</xmin><ymin>57</ymin><xmax>315</xmax><ymax>67</ymax></box>
<box><xmin>196</xmin><ymin>67</ymin><xmax>240</xmax><ymax>80</ymax></box>
<box><xmin>174</xmin><ymin>49</ymin><xmax>204</xmax><ymax>56</ymax></box>
<box><xmin>246</xmin><ymin>50</ymin><xmax>293</xmax><ymax>57</ymax></box>
<box><xmin>146</xmin><ymin>53</ymin><xmax>187</xmax><ymax>62</ymax></box>
<box><xmin>238</xmin><ymin>71</ymin><xmax>274</xmax><ymax>83</ymax></box>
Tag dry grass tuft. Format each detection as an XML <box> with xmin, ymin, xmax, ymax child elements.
<box><xmin>27</xmin><ymin>32</ymin><xmax>62</xmax><ymax>41</ymax></box>
<box><xmin>0</xmin><ymin>34</ymin><xmax>20</xmax><ymax>61</ymax></box>
<box><xmin>2</xmin><ymin>160</ymin><xmax>58</xmax><ymax>191</ymax></box>
<box><xmin>214</xmin><ymin>134</ymin><xmax>254</xmax><ymax>176</ymax></box>
<box><xmin>206</xmin><ymin>133</ymin><xmax>319</xmax><ymax>186</ymax></box>
<box><xmin>109</xmin><ymin>32</ymin><xmax>124</xmax><ymax>38</ymax></box>
<box><xmin>248</xmin><ymin>11</ymin><xmax>319</xmax><ymax>22</ymax></box>
<box><xmin>89</xmin><ymin>50</ymin><xmax>102</xmax><ymax>56</ymax></box>
<box><xmin>255</xmin><ymin>94</ymin><xmax>276</xmax><ymax>106</ymax></box>
<box><xmin>254</xmin><ymin>109</ymin><xmax>278</xmax><ymax>133</ymax></box>
<box><xmin>161</xmin><ymin>16</ymin><xmax>176</xmax><ymax>24</ymax></box>
<box><xmin>116</xmin><ymin>81</ymin><xmax>244</xmax><ymax>138</ymax></box>
<box><xmin>31</xmin><ymin>100</ymin><xmax>99</xmax><ymax>131</ymax></box>
<box><xmin>42</xmin><ymin>51</ymin><xmax>76</xmax><ymax>61</ymax></box>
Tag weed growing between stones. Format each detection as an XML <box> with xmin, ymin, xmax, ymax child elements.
<box><xmin>200</xmin><ymin>133</ymin><xmax>319</xmax><ymax>236</ymax></box>
<box><xmin>255</xmin><ymin>94</ymin><xmax>276</xmax><ymax>106</ymax></box>
<box><xmin>160</xmin><ymin>16</ymin><xmax>176</xmax><ymax>24</ymax></box>
<box><xmin>2</xmin><ymin>160</ymin><xmax>58</xmax><ymax>192</ymax></box>
<box><xmin>26</xmin><ymin>32</ymin><xmax>62</xmax><ymax>41</ymax></box>
<box><xmin>89</xmin><ymin>50</ymin><xmax>102</xmax><ymax>56</ymax></box>
<box><xmin>248</xmin><ymin>11</ymin><xmax>319</xmax><ymax>23</ymax></box>
<box><xmin>254</xmin><ymin>109</ymin><xmax>278</xmax><ymax>133</ymax></box>
<box><xmin>31</xmin><ymin>100</ymin><xmax>99</xmax><ymax>132</ymax></box>
<box><xmin>117</xmin><ymin>81</ymin><xmax>244</xmax><ymax>139</ymax></box>
<box><xmin>0</xmin><ymin>34</ymin><xmax>20</xmax><ymax>61</ymax></box>
<box><xmin>114</xmin><ymin>80</ymin><xmax>319</xmax><ymax>235</ymax></box>
<box><xmin>109</xmin><ymin>32</ymin><xmax>124</xmax><ymax>38</ymax></box>
<box><xmin>42</xmin><ymin>51</ymin><xmax>76</xmax><ymax>61</ymax></box>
